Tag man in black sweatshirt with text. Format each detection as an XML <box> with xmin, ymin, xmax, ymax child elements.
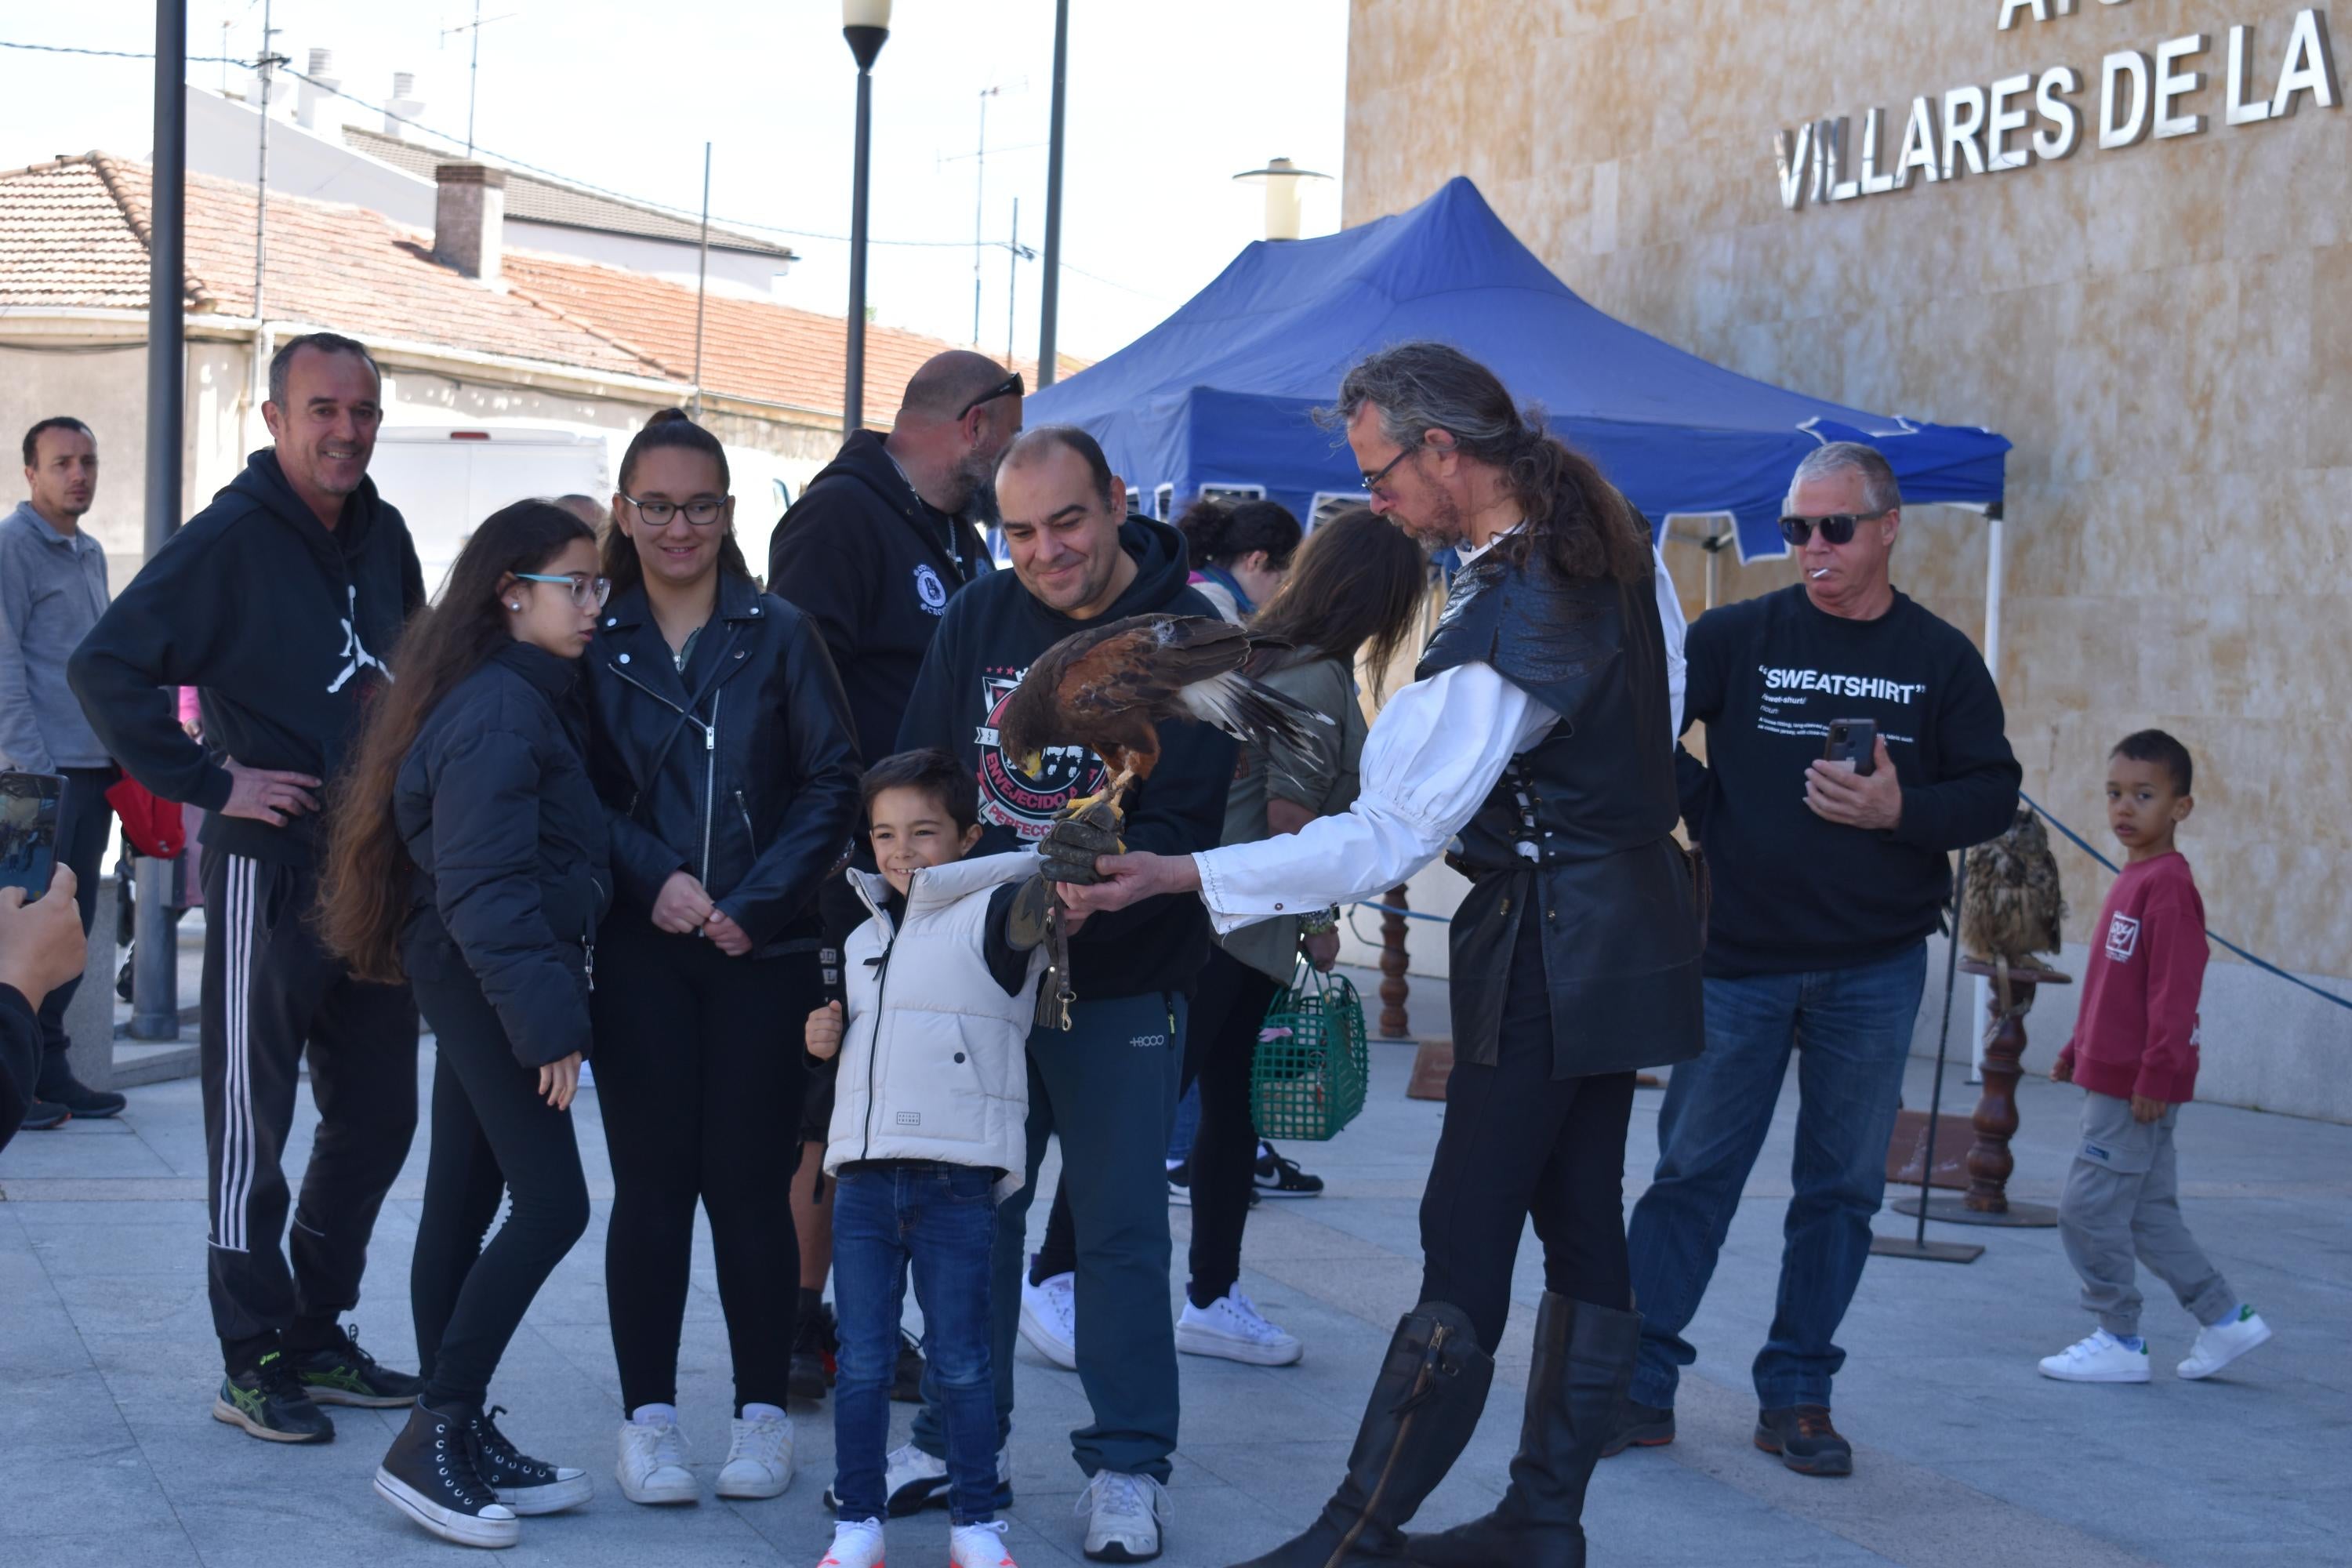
<box><xmin>1613</xmin><ymin>442</ymin><xmax>2020</xmax><ymax>1477</ymax></box>
<box><xmin>892</xmin><ymin>427</ymin><xmax>1231</xmax><ymax>1562</ymax></box>
<box><xmin>70</xmin><ymin>334</ymin><xmax>429</xmax><ymax>1444</ymax></box>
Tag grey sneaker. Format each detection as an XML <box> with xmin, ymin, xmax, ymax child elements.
<box><xmin>1077</xmin><ymin>1470</ymin><xmax>1168</xmax><ymax>1563</ymax></box>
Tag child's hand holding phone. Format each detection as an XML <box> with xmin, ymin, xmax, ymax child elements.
<box><xmin>804</xmin><ymin>1000</ymin><xmax>844</xmax><ymax>1061</ymax></box>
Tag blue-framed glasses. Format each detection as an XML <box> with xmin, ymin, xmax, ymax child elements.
<box><xmin>516</xmin><ymin>572</ymin><xmax>612</xmax><ymax>609</ymax></box>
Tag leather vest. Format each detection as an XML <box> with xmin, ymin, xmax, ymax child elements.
<box><xmin>1416</xmin><ymin>548</ymin><xmax>1704</xmax><ymax>1076</ymax></box>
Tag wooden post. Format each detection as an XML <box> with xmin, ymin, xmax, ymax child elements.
<box><xmin>1378</xmin><ymin>884</ymin><xmax>1411</xmax><ymax>1039</ymax></box>
<box><xmin>1896</xmin><ymin>959</ymin><xmax>2068</xmax><ymax>1228</ymax></box>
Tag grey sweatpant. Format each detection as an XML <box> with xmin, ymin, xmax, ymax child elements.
<box><xmin>2058</xmin><ymin>1090</ymin><xmax>2237</xmax><ymax>1339</ymax></box>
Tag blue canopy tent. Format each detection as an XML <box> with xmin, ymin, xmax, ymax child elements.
<box><xmin>1026</xmin><ymin>176</ymin><xmax>2009</xmax><ymax>564</ymax></box>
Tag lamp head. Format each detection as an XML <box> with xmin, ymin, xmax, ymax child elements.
<box><xmin>843</xmin><ymin>0</ymin><xmax>891</xmax><ymax>69</ymax></box>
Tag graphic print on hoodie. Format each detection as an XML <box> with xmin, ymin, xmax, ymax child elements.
<box><xmin>70</xmin><ymin>448</ymin><xmax>426</xmax><ymax>868</ymax></box>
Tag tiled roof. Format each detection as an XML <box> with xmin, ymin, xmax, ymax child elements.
<box><xmin>1</xmin><ymin>154</ymin><xmax>1087</xmax><ymax>430</ymax></box>
<box><xmin>0</xmin><ymin>154</ymin><xmax>659</xmax><ymax>379</ymax></box>
<box><xmin>342</xmin><ymin>126</ymin><xmax>797</xmax><ymax>260</ymax></box>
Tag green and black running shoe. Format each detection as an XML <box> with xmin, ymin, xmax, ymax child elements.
<box><xmin>212</xmin><ymin>1350</ymin><xmax>336</xmax><ymax>1443</ymax></box>
<box><xmin>289</xmin><ymin>1323</ymin><xmax>424</xmax><ymax>1409</ymax></box>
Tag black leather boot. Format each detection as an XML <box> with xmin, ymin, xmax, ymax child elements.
<box><xmin>1404</xmin><ymin>1293</ymin><xmax>1641</xmax><ymax>1568</ymax></box>
<box><xmin>1231</xmin><ymin>1301</ymin><xmax>1494</xmax><ymax>1568</ymax></box>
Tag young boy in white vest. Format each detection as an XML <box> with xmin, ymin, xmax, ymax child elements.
<box><xmin>803</xmin><ymin>748</ymin><xmax>1068</xmax><ymax>1568</ymax></box>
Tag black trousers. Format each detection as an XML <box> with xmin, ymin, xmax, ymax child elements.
<box><xmin>1181</xmin><ymin>946</ymin><xmax>1282</xmax><ymax>1306</ymax></box>
<box><xmin>32</xmin><ymin>765</ymin><xmax>117</xmax><ymax>1089</ymax></box>
<box><xmin>201</xmin><ymin>852</ymin><xmax>421</xmax><ymax>1352</ymax></box>
<box><xmin>590</xmin><ymin>918</ymin><xmax>817</xmax><ymax>1413</ymax></box>
<box><xmin>409</xmin><ymin>961</ymin><xmax>590</xmax><ymax>1410</ymax></box>
<box><xmin>1420</xmin><ymin>910</ymin><xmax>1637</xmax><ymax>1355</ymax></box>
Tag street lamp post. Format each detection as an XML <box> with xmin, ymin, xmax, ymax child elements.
<box><xmin>1232</xmin><ymin>157</ymin><xmax>1332</xmax><ymax>242</ymax></box>
<box><xmin>841</xmin><ymin>1</ymin><xmax>891</xmax><ymax>434</ymax></box>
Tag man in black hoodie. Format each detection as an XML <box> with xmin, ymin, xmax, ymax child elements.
<box><xmin>891</xmin><ymin>426</ymin><xmax>1230</xmax><ymax>1563</ymax></box>
<box><xmin>768</xmin><ymin>350</ymin><xmax>1019</xmax><ymax>1399</ymax></box>
<box><xmin>71</xmin><ymin>333</ymin><xmax>429</xmax><ymax>1443</ymax></box>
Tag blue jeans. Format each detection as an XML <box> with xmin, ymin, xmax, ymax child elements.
<box><xmin>1625</xmin><ymin>942</ymin><xmax>1926</xmax><ymax>1410</ymax></box>
<box><xmin>830</xmin><ymin>1161</ymin><xmax>1000</xmax><ymax>1524</ymax></box>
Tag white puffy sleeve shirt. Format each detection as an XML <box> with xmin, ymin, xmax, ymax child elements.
<box><xmin>1189</xmin><ymin>545</ymin><xmax>1683</xmax><ymax>935</ymax></box>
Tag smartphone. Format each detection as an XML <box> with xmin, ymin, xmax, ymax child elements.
<box><xmin>1823</xmin><ymin>718</ymin><xmax>1876</xmax><ymax>776</ymax></box>
<box><xmin>0</xmin><ymin>771</ymin><xmax>65</xmax><ymax>900</ymax></box>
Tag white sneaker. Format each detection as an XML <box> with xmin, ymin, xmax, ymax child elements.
<box><xmin>822</xmin><ymin>1441</ymin><xmax>1010</xmax><ymax>1515</ymax></box>
<box><xmin>815</xmin><ymin>1516</ymin><xmax>885</xmax><ymax>1568</ymax></box>
<box><xmin>1019</xmin><ymin>1271</ymin><xmax>1078</xmax><ymax>1370</ymax></box>
<box><xmin>1077</xmin><ymin>1470</ymin><xmax>1168</xmax><ymax>1563</ymax></box>
<box><xmin>616</xmin><ymin>1416</ymin><xmax>699</xmax><ymax>1504</ymax></box>
<box><xmin>2038</xmin><ymin>1328</ymin><xmax>2151</xmax><ymax>1384</ymax></box>
<box><xmin>1176</xmin><ymin>1291</ymin><xmax>1303</xmax><ymax>1367</ymax></box>
<box><xmin>951</xmin><ymin>1519</ymin><xmax>1019</xmax><ymax>1567</ymax></box>
<box><xmin>716</xmin><ymin>1410</ymin><xmax>795</xmax><ymax>1499</ymax></box>
<box><xmin>2177</xmin><ymin>1306</ymin><xmax>2272</xmax><ymax>1380</ymax></box>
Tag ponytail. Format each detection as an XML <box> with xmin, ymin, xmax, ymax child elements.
<box><xmin>602</xmin><ymin>408</ymin><xmax>753</xmax><ymax>597</ymax></box>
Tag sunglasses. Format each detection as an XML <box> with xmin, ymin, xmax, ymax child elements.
<box><xmin>956</xmin><ymin>372</ymin><xmax>1025</xmax><ymax>420</ymax></box>
<box><xmin>1778</xmin><ymin>508</ymin><xmax>1890</xmax><ymax>548</ymax></box>
<box><xmin>516</xmin><ymin>572</ymin><xmax>613</xmax><ymax>610</ymax></box>
<box><xmin>1359</xmin><ymin>442</ymin><xmax>1422</xmax><ymax>494</ymax></box>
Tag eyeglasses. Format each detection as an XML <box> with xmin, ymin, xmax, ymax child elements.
<box><xmin>621</xmin><ymin>493</ymin><xmax>729</xmax><ymax>528</ymax></box>
<box><xmin>1359</xmin><ymin>442</ymin><xmax>1422</xmax><ymax>494</ymax></box>
<box><xmin>956</xmin><ymin>372</ymin><xmax>1025</xmax><ymax>420</ymax></box>
<box><xmin>516</xmin><ymin>572</ymin><xmax>612</xmax><ymax>609</ymax></box>
<box><xmin>1777</xmin><ymin>509</ymin><xmax>1891</xmax><ymax>548</ymax></box>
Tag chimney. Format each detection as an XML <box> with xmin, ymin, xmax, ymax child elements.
<box><xmin>384</xmin><ymin>71</ymin><xmax>426</xmax><ymax>139</ymax></box>
<box><xmin>296</xmin><ymin>49</ymin><xmax>339</xmax><ymax>131</ymax></box>
<box><xmin>434</xmin><ymin>163</ymin><xmax>506</xmax><ymax>282</ymax></box>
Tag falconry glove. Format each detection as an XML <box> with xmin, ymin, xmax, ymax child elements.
<box><xmin>1038</xmin><ymin>800</ymin><xmax>1125</xmax><ymax>886</ymax></box>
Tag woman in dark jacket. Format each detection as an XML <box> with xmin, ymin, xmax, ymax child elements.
<box><xmin>582</xmin><ymin>410</ymin><xmax>862</xmax><ymax>1508</ymax></box>
<box><xmin>320</xmin><ymin>500</ymin><xmax>612</xmax><ymax>1548</ymax></box>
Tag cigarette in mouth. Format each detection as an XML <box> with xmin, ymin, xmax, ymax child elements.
<box><xmin>1809</xmin><ymin>568</ymin><xmax>1829</xmax><ymax>579</ymax></box>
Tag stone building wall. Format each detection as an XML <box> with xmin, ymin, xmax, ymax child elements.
<box><xmin>1345</xmin><ymin>0</ymin><xmax>2350</xmax><ymax>1112</ymax></box>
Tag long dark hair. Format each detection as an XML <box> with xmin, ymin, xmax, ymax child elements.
<box><xmin>1177</xmin><ymin>497</ymin><xmax>1302</xmax><ymax>572</ymax></box>
<box><xmin>1249</xmin><ymin>507</ymin><xmax>1428</xmax><ymax>702</ymax></box>
<box><xmin>319</xmin><ymin>500</ymin><xmax>595</xmax><ymax>984</ymax></box>
<box><xmin>1329</xmin><ymin>342</ymin><xmax>1652</xmax><ymax>585</ymax></box>
<box><xmin>601</xmin><ymin>408</ymin><xmax>754</xmax><ymax>597</ymax></box>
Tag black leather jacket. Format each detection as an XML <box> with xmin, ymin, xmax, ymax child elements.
<box><xmin>396</xmin><ymin>641</ymin><xmax>612</xmax><ymax>1068</ymax></box>
<box><xmin>583</xmin><ymin>572</ymin><xmax>862</xmax><ymax>959</ymax></box>
<box><xmin>1420</xmin><ymin>547</ymin><xmax>1704</xmax><ymax>1076</ymax></box>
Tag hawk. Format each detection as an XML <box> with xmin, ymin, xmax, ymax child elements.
<box><xmin>997</xmin><ymin>613</ymin><xmax>1327</xmax><ymax>820</ymax></box>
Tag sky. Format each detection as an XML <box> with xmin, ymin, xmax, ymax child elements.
<box><xmin>0</xmin><ymin>1</ymin><xmax>1352</xmax><ymax>363</ymax></box>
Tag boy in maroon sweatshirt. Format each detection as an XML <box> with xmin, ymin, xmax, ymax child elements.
<box><xmin>2037</xmin><ymin>731</ymin><xmax>2272</xmax><ymax>1385</ymax></box>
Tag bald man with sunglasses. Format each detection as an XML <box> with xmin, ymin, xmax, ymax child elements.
<box><xmin>1606</xmin><ymin>441</ymin><xmax>2020</xmax><ymax>1477</ymax></box>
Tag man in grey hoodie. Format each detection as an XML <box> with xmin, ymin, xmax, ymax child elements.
<box><xmin>0</xmin><ymin>416</ymin><xmax>125</xmax><ymax>1127</ymax></box>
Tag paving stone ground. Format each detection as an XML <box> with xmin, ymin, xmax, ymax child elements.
<box><xmin>3</xmin><ymin>967</ymin><xmax>2345</xmax><ymax>1567</ymax></box>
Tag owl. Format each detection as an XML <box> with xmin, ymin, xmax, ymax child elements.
<box><xmin>1960</xmin><ymin>807</ymin><xmax>2065</xmax><ymax>966</ymax></box>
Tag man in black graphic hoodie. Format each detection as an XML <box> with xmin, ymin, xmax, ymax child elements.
<box><xmin>768</xmin><ymin>350</ymin><xmax>1019</xmax><ymax>1399</ymax></box>
<box><xmin>892</xmin><ymin>428</ymin><xmax>1230</xmax><ymax>1558</ymax></box>
<box><xmin>71</xmin><ymin>335</ymin><xmax>430</xmax><ymax>1443</ymax></box>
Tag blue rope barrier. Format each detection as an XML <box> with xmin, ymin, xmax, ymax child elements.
<box><xmin>2020</xmin><ymin>792</ymin><xmax>2349</xmax><ymax>1012</ymax></box>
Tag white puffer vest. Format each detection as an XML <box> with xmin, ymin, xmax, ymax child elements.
<box><xmin>824</xmin><ymin>851</ymin><xmax>1045</xmax><ymax>1203</ymax></box>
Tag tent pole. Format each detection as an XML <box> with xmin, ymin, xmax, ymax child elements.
<box><xmin>1971</xmin><ymin>504</ymin><xmax>2005</xmax><ymax>1079</ymax></box>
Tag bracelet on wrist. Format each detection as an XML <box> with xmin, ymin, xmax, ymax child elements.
<box><xmin>1298</xmin><ymin>907</ymin><xmax>1339</xmax><ymax>936</ymax></box>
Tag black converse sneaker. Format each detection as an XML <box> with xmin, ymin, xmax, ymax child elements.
<box><xmin>466</xmin><ymin>1406</ymin><xmax>592</xmax><ymax>1515</ymax></box>
<box><xmin>375</xmin><ymin>1400</ymin><xmax>521</xmax><ymax>1548</ymax></box>
<box><xmin>290</xmin><ymin>1322</ymin><xmax>424</xmax><ymax>1408</ymax></box>
<box><xmin>212</xmin><ymin>1348</ymin><xmax>336</xmax><ymax>1444</ymax></box>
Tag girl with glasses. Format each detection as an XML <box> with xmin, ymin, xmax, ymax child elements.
<box><xmin>580</xmin><ymin>409</ymin><xmax>863</xmax><ymax>1509</ymax></box>
<box><xmin>320</xmin><ymin>500</ymin><xmax>612</xmax><ymax>1546</ymax></box>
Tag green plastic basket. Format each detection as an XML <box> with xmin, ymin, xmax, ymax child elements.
<box><xmin>1250</xmin><ymin>964</ymin><xmax>1370</xmax><ymax>1142</ymax></box>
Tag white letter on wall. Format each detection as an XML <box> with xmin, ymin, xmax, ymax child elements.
<box><xmin>2271</xmin><ymin>8</ymin><xmax>2342</xmax><ymax>118</ymax></box>
<box><xmin>2153</xmin><ymin>34</ymin><xmax>2209</xmax><ymax>139</ymax></box>
<box><xmin>2100</xmin><ymin>50</ymin><xmax>2151</xmax><ymax>147</ymax></box>
<box><xmin>2225</xmin><ymin>25</ymin><xmax>2273</xmax><ymax>125</ymax></box>
<box><xmin>1774</xmin><ymin>122</ymin><xmax>1815</xmax><ymax>209</ymax></box>
<box><xmin>1987</xmin><ymin>73</ymin><xmax>2037</xmax><ymax>169</ymax></box>
<box><xmin>1998</xmin><ymin>0</ymin><xmax>2047</xmax><ymax>28</ymax></box>
<box><xmin>2034</xmin><ymin>66</ymin><xmax>2083</xmax><ymax>158</ymax></box>
<box><xmin>1894</xmin><ymin>95</ymin><xmax>1942</xmax><ymax>188</ymax></box>
<box><xmin>1943</xmin><ymin>85</ymin><xmax>1989</xmax><ymax>179</ymax></box>
<box><xmin>1859</xmin><ymin>107</ymin><xmax>1898</xmax><ymax>194</ymax></box>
